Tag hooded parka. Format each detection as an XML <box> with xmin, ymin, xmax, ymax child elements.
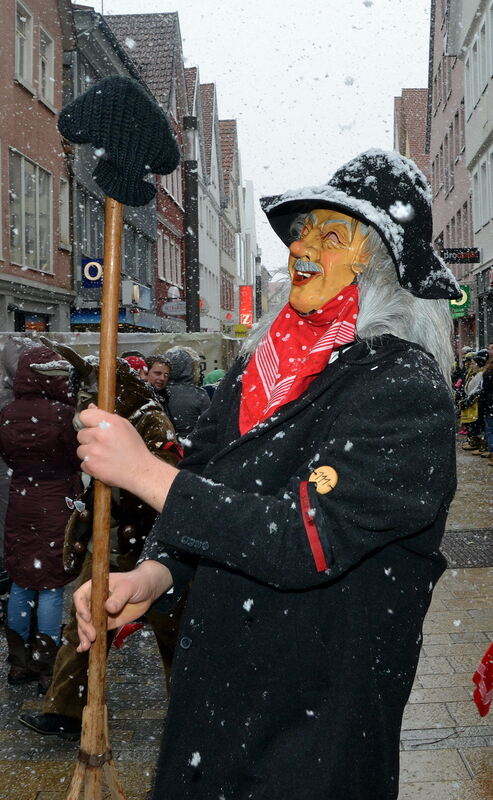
<box><xmin>142</xmin><ymin>334</ymin><xmax>457</xmax><ymax>800</ymax></box>
<box><xmin>0</xmin><ymin>346</ymin><xmax>81</xmax><ymax>590</ymax></box>
<box><xmin>165</xmin><ymin>348</ymin><xmax>210</xmax><ymax>438</ymax></box>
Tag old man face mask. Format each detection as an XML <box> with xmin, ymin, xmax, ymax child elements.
<box><xmin>288</xmin><ymin>209</ymin><xmax>370</xmax><ymax>314</ymax></box>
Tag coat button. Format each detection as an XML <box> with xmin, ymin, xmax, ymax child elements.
<box><xmin>180</xmin><ymin>636</ymin><xmax>192</xmax><ymax>649</ymax></box>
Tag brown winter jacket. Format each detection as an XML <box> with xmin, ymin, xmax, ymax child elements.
<box><xmin>0</xmin><ymin>346</ymin><xmax>81</xmax><ymax>589</ymax></box>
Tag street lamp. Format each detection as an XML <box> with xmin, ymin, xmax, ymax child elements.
<box><xmin>183</xmin><ymin>115</ymin><xmax>200</xmax><ymax>332</ymax></box>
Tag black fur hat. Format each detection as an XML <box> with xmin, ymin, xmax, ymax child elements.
<box><xmin>261</xmin><ymin>148</ymin><xmax>461</xmax><ymax>300</ymax></box>
<box><xmin>58</xmin><ymin>76</ymin><xmax>180</xmax><ymax>207</ymax></box>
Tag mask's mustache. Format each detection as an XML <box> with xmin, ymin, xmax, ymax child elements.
<box><xmin>293</xmin><ymin>259</ymin><xmax>322</xmax><ymax>274</ymax></box>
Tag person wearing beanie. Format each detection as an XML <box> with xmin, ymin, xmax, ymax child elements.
<box><xmin>203</xmin><ymin>368</ymin><xmax>226</xmax><ymax>399</ymax></box>
<box><xmin>123</xmin><ymin>355</ymin><xmax>148</xmax><ymax>381</ymax></box>
<box><xmin>73</xmin><ymin>149</ymin><xmax>459</xmax><ymax>800</ymax></box>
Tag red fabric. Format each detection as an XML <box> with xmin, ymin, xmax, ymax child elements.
<box><xmin>239</xmin><ymin>285</ymin><xmax>359</xmax><ymax>435</ymax></box>
<box><xmin>113</xmin><ymin>622</ymin><xmax>145</xmax><ymax>649</ymax></box>
<box><xmin>299</xmin><ymin>481</ymin><xmax>328</xmax><ymax>572</ymax></box>
<box><xmin>473</xmin><ymin>643</ymin><xmax>493</xmax><ymax>717</ymax></box>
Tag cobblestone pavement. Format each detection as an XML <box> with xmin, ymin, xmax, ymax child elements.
<box><xmin>0</xmin><ymin>440</ymin><xmax>492</xmax><ymax>799</ymax></box>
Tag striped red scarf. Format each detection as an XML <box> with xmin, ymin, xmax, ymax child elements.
<box><xmin>239</xmin><ymin>285</ymin><xmax>359</xmax><ymax>435</ymax></box>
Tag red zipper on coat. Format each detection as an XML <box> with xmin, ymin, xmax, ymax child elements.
<box><xmin>299</xmin><ymin>480</ymin><xmax>328</xmax><ymax>572</ymax></box>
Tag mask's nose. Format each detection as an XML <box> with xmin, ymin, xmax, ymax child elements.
<box><xmin>289</xmin><ymin>237</ymin><xmax>320</xmax><ymax>263</ymax></box>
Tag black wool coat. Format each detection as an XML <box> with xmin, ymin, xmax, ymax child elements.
<box><xmin>143</xmin><ymin>335</ymin><xmax>457</xmax><ymax>800</ymax></box>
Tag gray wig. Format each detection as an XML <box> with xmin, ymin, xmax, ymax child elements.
<box><xmin>243</xmin><ymin>227</ymin><xmax>453</xmax><ymax>385</ymax></box>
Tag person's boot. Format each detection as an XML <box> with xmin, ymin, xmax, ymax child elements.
<box><xmin>18</xmin><ymin>711</ymin><xmax>81</xmax><ymax>740</ymax></box>
<box><xmin>463</xmin><ymin>437</ymin><xmax>480</xmax><ymax>451</ymax></box>
<box><xmin>5</xmin><ymin>627</ymin><xmax>39</xmax><ymax>685</ymax></box>
<box><xmin>31</xmin><ymin>632</ymin><xmax>59</xmax><ymax>696</ymax></box>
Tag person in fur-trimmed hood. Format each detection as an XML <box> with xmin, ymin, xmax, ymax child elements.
<box><xmin>73</xmin><ymin>150</ymin><xmax>460</xmax><ymax>800</ymax></box>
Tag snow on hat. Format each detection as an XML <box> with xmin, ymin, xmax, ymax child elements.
<box><xmin>472</xmin><ymin>349</ymin><xmax>489</xmax><ymax>367</ymax></box>
<box><xmin>260</xmin><ymin>148</ymin><xmax>461</xmax><ymax>300</ymax></box>
<box><xmin>123</xmin><ymin>355</ymin><xmax>148</xmax><ymax>373</ymax></box>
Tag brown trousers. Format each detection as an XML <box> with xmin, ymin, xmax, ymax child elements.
<box><xmin>43</xmin><ymin>553</ymin><xmax>185</xmax><ymax>721</ymax></box>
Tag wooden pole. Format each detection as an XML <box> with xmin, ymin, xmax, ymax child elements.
<box><xmin>66</xmin><ymin>196</ymin><xmax>126</xmax><ymax>800</ymax></box>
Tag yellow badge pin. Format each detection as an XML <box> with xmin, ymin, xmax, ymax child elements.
<box><xmin>308</xmin><ymin>466</ymin><xmax>338</xmax><ymax>494</ymax></box>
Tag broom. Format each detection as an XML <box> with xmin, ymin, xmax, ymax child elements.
<box><xmin>57</xmin><ymin>75</ymin><xmax>180</xmax><ymax>799</ymax></box>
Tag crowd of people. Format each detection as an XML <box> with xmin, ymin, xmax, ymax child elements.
<box><xmin>0</xmin><ymin>340</ymin><xmax>223</xmax><ymax>739</ymax></box>
<box><xmin>453</xmin><ymin>342</ymin><xmax>493</xmax><ymax>465</ymax></box>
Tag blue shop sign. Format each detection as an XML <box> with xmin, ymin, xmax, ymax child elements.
<box><xmin>81</xmin><ymin>258</ymin><xmax>104</xmax><ymax>288</ymax></box>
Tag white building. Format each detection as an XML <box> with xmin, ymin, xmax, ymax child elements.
<box><xmin>448</xmin><ymin>0</ymin><xmax>493</xmax><ymax>346</ymax></box>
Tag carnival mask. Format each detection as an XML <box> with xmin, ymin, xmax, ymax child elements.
<box><xmin>288</xmin><ymin>209</ymin><xmax>370</xmax><ymax>313</ymax></box>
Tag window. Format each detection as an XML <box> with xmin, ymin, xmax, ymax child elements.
<box><xmin>157</xmin><ymin>231</ymin><xmax>164</xmax><ymax>279</ymax></box>
<box><xmin>480</xmin><ymin>160</ymin><xmax>489</xmax><ymax>226</ymax></box>
<box><xmin>450</xmin><ymin>216</ymin><xmax>456</xmax><ymax>247</ymax></box>
<box><xmin>162</xmin><ymin>164</ymin><xmax>183</xmax><ymax>206</ymax></box>
<box><xmin>444</xmin><ymin>133</ymin><xmax>450</xmax><ymax>193</ymax></box>
<box><xmin>77</xmin><ymin>58</ymin><xmax>97</xmax><ymax>97</ymax></box>
<box><xmin>464</xmin><ymin>57</ymin><xmax>472</xmax><ymax>118</ymax></box>
<box><xmin>472</xmin><ymin>171</ymin><xmax>481</xmax><ymax>232</ymax></box>
<box><xmin>77</xmin><ymin>188</ymin><xmax>103</xmax><ymax>258</ymax></box>
<box><xmin>9</xmin><ymin>149</ymin><xmax>51</xmax><ymax>271</ymax></box>
<box><xmin>137</xmin><ymin>237</ymin><xmax>152</xmax><ymax>285</ymax></box>
<box><xmin>490</xmin><ymin>149</ymin><xmax>493</xmax><ymax>220</ymax></box>
<box><xmin>15</xmin><ymin>2</ymin><xmax>33</xmax><ymax>87</ymax></box>
<box><xmin>158</xmin><ymin>233</ymin><xmax>173</xmax><ymax>283</ymax></box>
<box><xmin>169</xmin><ymin>239</ymin><xmax>182</xmax><ymax>286</ymax></box>
<box><xmin>39</xmin><ymin>28</ymin><xmax>55</xmax><ymax>105</ymax></box>
<box><xmin>463</xmin><ymin>201</ymin><xmax>470</xmax><ymax>245</ymax></box>
<box><xmin>59</xmin><ymin>177</ymin><xmax>70</xmax><ymax>247</ymax></box>
<box><xmin>479</xmin><ymin>23</ymin><xmax>488</xmax><ymax>93</ymax></box>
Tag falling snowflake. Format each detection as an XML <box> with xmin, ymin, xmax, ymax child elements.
<box><xmin>189</xmin><ymin>752</ymin><xmax>201</xmax><ymax>767</ymax></box>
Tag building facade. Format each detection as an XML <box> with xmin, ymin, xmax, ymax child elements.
<box><xmin>446</xmin><ymin>0</ymin><xmax>493</xmax><ymax>347</ymax></box>
<box><xmin>66</xmin><ymin>6</ymin><xmax>162</xmax><ymax>332</ymax></box>
<box><xmin>0</xmin><ymin>0</ymin><xmax>76</xmax><ymax>331</ymax></box>
<box><xmin>107</xmin><ymin>12</ymin><xmax>188</xmax><ymax>333</ymax></box>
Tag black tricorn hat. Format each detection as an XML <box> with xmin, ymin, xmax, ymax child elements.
<box><xmin>58</xmin><ymin>76</ymin><xmax>180</xmax><ymax>207</ymax></box>
<box><xmin>261</xmin><ymin>148</ymin><xmax>461</xmax><ymax>300</ymax></box>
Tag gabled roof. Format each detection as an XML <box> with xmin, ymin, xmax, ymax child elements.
<box><xmin>104</xmin><ymin>12</ymin><xmax>180</xmax><ymax>109</ymax></box>
<box><xmin>218</xmin><ymin>119</ymin><xmax>237</xmax><ymax>188</ymax></box>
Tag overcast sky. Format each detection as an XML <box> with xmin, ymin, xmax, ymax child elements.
<box><xmin>80</xmin><ymin>0</ymin><xmax>432</xmax><ymax>271</ymax></box>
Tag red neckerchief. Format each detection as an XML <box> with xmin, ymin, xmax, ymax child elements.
<box><xmin>239</xmin><ymin>284</ymin><xmax>359</xmax><ymax>435</ymax></box>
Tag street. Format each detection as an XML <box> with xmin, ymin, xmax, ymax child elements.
<box><xmin>0</xmin><ymin>442</ymin><xmax>492</xmax><ymax>800</ymax></box>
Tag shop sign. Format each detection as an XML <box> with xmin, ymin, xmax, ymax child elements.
<box><xmin>441</xmin><ymin>248</ymin><xmax>480</xmax><ymax>264</ymax></box>
<box><xmin>161</xmin><ymin>300</ymin><xmax>187</xmax><ymax>317</ymax></box>
<box><xmin>239</xmin><ymin>285</ymin><xmax>253</xmax><ymax>327</ymax></box>
<box><xmin>449</xmin><ymin>285</ymin><xmax>471</xmax><ymax>319</ymax></box>
<box><xmin>81</xmin><ymin>258</ymin><xmax>103</xmax><ymax>287</ymax></box>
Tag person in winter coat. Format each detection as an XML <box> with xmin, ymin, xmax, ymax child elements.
<box><xmin>164</xmin><ymin>347</ymin><xmax>210</xmax><ymax>438</ymax></box>
<box><xmin>18</xmin><ymin>350</ymin><xmax>186</xmax><ymax>740</ymax></box>
<box><xmin>73</xmin><ymin>150</ymin><xmax>459</xmax><ymax>800</ymax></box>
<box><xmin>480</xmin><ymin>352</ymin><xmax>493</xmax><ymax>465</ymax></box>
<box><xmin>460</xmin><ymin>353</ymin><xmax>486</xmax><ymax>452</ymax></box>
<box><xmin>146</xmin><ymin>355</ymin><xmax>174</xmax><ymax>421</ymax></box>
<box><xmin>0</xmin><ymin>344</ymin><xmax>80</xmax><ymax>693</ymax></box>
